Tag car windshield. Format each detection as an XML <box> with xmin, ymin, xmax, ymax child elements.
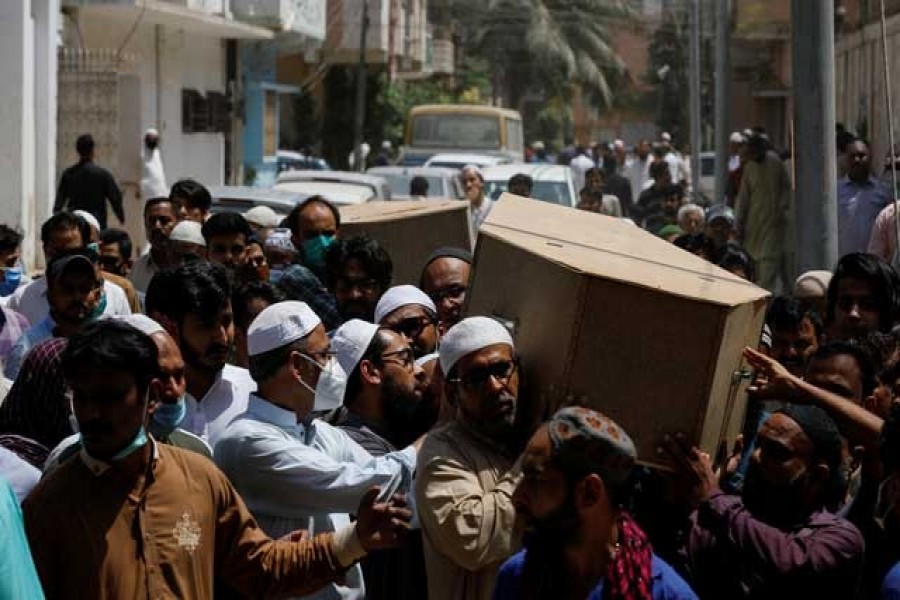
<box><xmin>379</xmin><ymin>174</ymin><xmax>447</xmax><ymax>197</ymax></box>
<box><xmin>411</xmin><ymin>114</ymin><xmax>501</xmax><ymax>149</ymax></box>
<box><xmin>485</xmin><ymin>180</ymin><xmax>571</xmax><ymax>206</ymax></box>
<box><xmin>274</xmin><ymin>181</ymin><xmax>375</xmax><ymax>204</ymax></box>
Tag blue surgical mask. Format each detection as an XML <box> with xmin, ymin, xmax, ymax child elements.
<box><xmin>89</xmin><ymin>291</ymin><xmax>107</xmax><ymax>320</ymax></box>
<box><xmin>112</xmin><ymin>425</ymin><xmax>149</xmax><ymax>460</ymax></box>
<box><xmin>149</xmin><ymin>395</ymin><xmax>187</xmax><ymax>439</ymax></box>
<box><xmin>301</xmin><ymin>235</ymin><xmax>335</xmax><ymax>271</ymax></box>
<box><xmin>0</xmin><ymin>267</ymin><xmax>21</xmax><ymax>297</ymax></box>
<box><xmin>269</xmin><ymin>268</ymin><xmax>284</xmax><ymax>283</ymax></box>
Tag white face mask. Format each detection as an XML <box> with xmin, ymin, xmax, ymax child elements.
<box><xmin>313</xmin><ymin>358</ymin><xmax>346</xmax><ymax>412</ymax></box>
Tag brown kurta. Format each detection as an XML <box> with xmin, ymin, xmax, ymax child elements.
<box><xmin>23</xmin><ymin>442</ymin><xmax>355</xmax><ymax>600</ymax></box>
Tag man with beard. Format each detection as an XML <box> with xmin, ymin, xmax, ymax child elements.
<box><xmin>494</xmin><ymin>407</ymin><xmax>696</xmax><ymax>600</ymax></box>
<box><xmin>766</xmin><ymin>296</ymin><xmax>823</xmax><ymax>376</ymax></box>
<box><xmin>4</xmin><ymin>250</ymin><xmax>103</xmax><ymax>380</ymax></box>
<box><xmin>826</xmin><ymin>252</ymin><xmax>900</xmax><ymax>341</ymax></box>
<box><xmin>24</xmin><ymin>320</ymin><xmax>410</xmax><ymax>599</ymax></box>
<box><xmin>324</xmin><ymin>235</ymin><xmax>392</xmax><ymax>324</ymax></box>
<box><xmin>214</xmin><ymin>302</ymin><xmax>422</xmax><ymax>600</ymax></box>
<box><xmin>415</xmin><ymin>317</ymin><xmax>524</xmax><ymax>600</ymax></box>
<box><xmin>327</xmin><ymin>320</ymin><xmax>427</xmax><ymax>453</ymax></box>
<box><xmin>375</xmin><ymin>285</ymin><xmax>439</xmax><ymax>359</ymax></box>
<box><xmin>129</xmin><ymin>197</ymin><xmax>179</xmax><ymax>295</ymax></box>
<box><xmin>838</xmin><ymin>139</ymin><xmax>891</xmax><ymax>256</ymax></box>
<box><xmin>665</xmin><ymin>405</ymin><xmax>863</xmax><ymax>599</ymax></box>
<box><xmin>201</xmin><ymin>211</ymin><xmax>252</xmax><ymax>272</ymax></box>
<box><xmin>420</xmin><ymin>247</ymin><xmax>472</xmax><ymax>334</ymax></box>
<box><xmin>144</xmin><ymin>261</ymin><xmax>255</xmax><ymax>447</ymax></box>
<box><xmin>462</xmin><ymin>165</ymin><xmax>493</xmax><ymax>232</ymax></box>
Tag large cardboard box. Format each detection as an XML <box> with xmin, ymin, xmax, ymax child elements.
<box><xmin>339</xmin><ymin>200</ymin><xmax>472</xmax><ymax>286</ymax></box>
<box><xmin>466</xmin><ymin>194</ymin><xmax>770</xmax><ymax>466</ymax></box>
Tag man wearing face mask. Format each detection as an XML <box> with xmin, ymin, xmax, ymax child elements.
<box><xmin>664</xmin><ymin>405</ymin><xmax>863</xmax><ymax>600</ymax></box>
<box><xmin>4</xmin><ymin>250</ymin><xmax>104</xmax><ymax>380</ymax></box>
<box><xmin>43</xmin><ymin>314</ymin><xmax>212</xmax><ymax>472</ymax></box>
<box><xmin>415</xmin><ymin>317</ymin><xmax>524</xmax><ymax>600</ymax></box>
<box><xmin>145</xmin><ymin>261</ymin><xmax>255</xmax><ymax>447</ymax></box>
<box><xmin>375</xmin><ymin>285</ymin><xmax>439</xmax><ymax>359</ymax></box>
<box><xmin>214</xmin><ymin>302</ymin><xmax>422</xmax><ymax>600</ymax></box>
<box><xmin>24</xmin><ymin>320</ymin><xmax>409</xmax><ymax>599</ymax></box>
<box><xmin>0</xmin><ymin>224</ymin><xmax>29</xmax><ymax>298</ymax></box>
<box><xmin>278</xmin><ymin>198</ymin><xmax>342</xmax><ymax>330</ymax></box>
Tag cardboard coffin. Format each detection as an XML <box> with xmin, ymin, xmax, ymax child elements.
<box><xmin>339</xmin><ymin>200</ymin><xmax>472</xmax><ymax>286</ymax></box>
<box><xmin>466</xmin><ymin>194</ymin><xmax>770</xmax><ymax>466</ymax></box>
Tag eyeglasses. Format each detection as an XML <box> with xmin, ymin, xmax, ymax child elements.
<box><xmin>301</xmin><ymin>349</ymin><xmax>337</xmax><ymax>367</ymax></box>
<box><xmin>379</xmin><ymin>347</ymin><xmax>415</xmax><ymax>371</ymax></box>
<box><xmin>429</xmin><ymin>284</ymin><xmax>467</xmax><ymax>303</ymax></box>
<box><xmin>450</xmin><ymin>360</ymin><xmax>518</xmax><ymax>390</ymax></box>
<box><xmin>390</xmin><ymin>316</ymin><xmax>435</xmax><ymax>340</ymax></box>
<box><xmin>335</xmin><ymin>277</ymin><xmax>381</xmax><ymax>295</ymax></box>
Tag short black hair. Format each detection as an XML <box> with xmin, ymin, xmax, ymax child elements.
<box><xmin>649</xmin><ymin>160</ymin><xmax>669</xmax><ymax>179</ymax></box>
<box><xmin>170</xmin><ymin>178</ymin><xmax>212</xmax><ymax>212</ymax></box>
<box><xmin>508</xmin><ymin>173</ymin><xmax>534</xmax><ymax>193</ymax></box>
<box><xmin>324</xmin><ymin>234</ymin><xmax>392</xmax><ymax>291</ymax></box>
<box><xmin>808</xmin><ymin>340</ymin><xmax>878</xmax><ymax>398</ymax></box>
<box><xmin>285</xmin><ymin>196</ymin><xmax>341</xmax><ymax>237</ymax></box>
<box><xmin>63</xmin><ymin>320</ymin><xmax>159</xmax><ymax>396</ymax></box>
<box><xmin>99</xmin><ymin>228</ymin><xmax>133</xmax><ymax>261</ymax></box>
<box><xmin>41</xmin><ymin>212</ymin><xmax>89</xmax><ymax>246</ymax></box>
<box><xmin>0</xmin><ymin>224</ymin><xmax>23</xmax><ymax>254</ymax></box>
<box><xmin>767</xmin><ymin>296</ymin><xmax>823</xmax><ymax>337</ymax></box>
<box><xmin>76</xmin><ymin>134</ymin><xmax>94</xmax><ymax>157</ymax></box>
<box><xmin>343</xmin><ymin>329</ymin><xmax>391</xmax><ymax>407</ymax></box>
<box><xmin>145</xmin><ymin>261</ymin><xmax>232</xmax><ymax>326</ymax></box>
<box><xmin>717</xmin><ymin>244</ymin><xmax>756</xmax><ymax>282</ymax></box>
<box><xmin>410</xmin><ymin>176</ymin><xmax>429</xmax><ymax>197</ymax></box>
<box><xmin>673</xmin><ymin>232</ymin><xmax>715</xmax><ymax>257</ymax></box>
<box><xmin>826</xmin><ymin>253</ymin><xmax>900</xmax><ymax>331</ymax></box>
<box><xmin>201</xmin><ymin>212</ymin><xmax>253</xmax><ymax>243</ymax></box>
<box><xmin>248</xmin><ymin>338</ymin><xmax>306</xmax><ymax>384</ymax></box>
<box><xmin>232</xmin><ymin>281</ymin><xmax>286</xmax><ymax>331</ymax></box>
<box><xmin>143</xmin><ymin>196</ymin><xmax>180</xmax><ymax>218</ymax></box>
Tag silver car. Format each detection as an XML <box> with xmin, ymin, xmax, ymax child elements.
<box><xmin>366</xmin><ymin>166</ymin><xmax>464</xmax><ymax>200</ymax></box>
<box><xmin>274</xmin><ymin>170</ymin><xmax>391</xmax><ymax>204</ymax></box>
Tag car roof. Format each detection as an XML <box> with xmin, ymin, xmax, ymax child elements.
<box><xmin>366</xmin><ymin>166</ymin><xmax>459</xmax><ymax>177</ymax></box>
<box><xmin>425</xmin><ymin>153</ymin><xmax>508</xmax><ymax>166</ymax></box>
<box><xmin>273</xmin><ymin>181</ymin><xmax>378</xmax><ymax>205</ymax></box>
<box><xmin>275</xmin><ymin>169</ymin><xmax>386</xmax><ymax>186</ymax></box>
<box><xmin>208</xmin><ymin>186</ymin><xmax>308</xmax><ymax>215</ymax></box>
<box><xmin>482</xmin><ymin>163</ymin><xmax>572</xmax><ymax>182</ymax></box>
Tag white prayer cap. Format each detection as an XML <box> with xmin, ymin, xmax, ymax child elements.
<box><xmin>729</xmin><ymin>131</ymin><xmax>746</xmax><ymax>144</ymax></box>
<box><xmin>660</xmin><ymin>132</ymin><xmax>672</xmax><ymax>143</ymax></box>
<box><xmin>109</xmin><ymin>314</ymin><xmax>165</xmax><ymax>337</ymax></box>
<box><xmin>169</xmin><ymin>220</ymin><xmax>206</xmax><ymax>246</ymax></box>
<box><xmin>332</xmin><ymin>319</ymin><xmax>380</xmax><ymax>375</ymax></box>
<box><xmin>374</xmin><ymin>285</ymin><xmax>437</xmax><ymax>324</ymax></box>
<box><xmin>73</xmin><ymin>210</ymin><xmax>100</xmax><ymax>233</ymax></box>
<box><xmin>415</xmin><ymin>352</ymin><xmax>439</xmax><ymax>368</ymax></box>
<box><xmin>439</xmin><ymin>316</ymin><xmax>514</xmax><ymax>375</ymax></box>
<box><xmin>613</xmin><ymin>139</ymin><xmax>625</xmax><ymax>149</ymax></box>
<box><xmin>461</xmin><ymin>164</ymin><xmax>483</xmax><ymax>179</ymax></box>
<box><xmin>145</xmin><ymin>127</ymin><xmax>159</xmax><ymax>137</ymax></box>
<box><xmin>244</xmin><ymin>206</ymin><xmax>280</xmax><ymax>228</ymax></box>
<box><xmin>247</xmin><ymin>301</ymin><xmax>321</xmax><ymax>356</ymax></box>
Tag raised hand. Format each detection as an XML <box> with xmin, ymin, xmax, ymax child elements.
<box><xmin>355</xmin><ymin>488</ymin><xmax>412</xmax><ymax>552</ymax></box>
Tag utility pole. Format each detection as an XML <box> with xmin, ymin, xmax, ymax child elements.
<box><xmin>713</xmin><ymin>0</ymin><xmax>730</xmax><ymax>206</ymax></box>
<box><xmin>791</xmin><ymin>0</ymin><xmax>837</xmax><ymax>273</ymax></box>
<box><xmin>688</xmin><ymin>0</ymin><xmax>702</xmax><ymax>198</ymax></box>
<box><xmin>352</xmin><ymin>0</ymin><xmax>369</xmax><ymax>172</ymax></box>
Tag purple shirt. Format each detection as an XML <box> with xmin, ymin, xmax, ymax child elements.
<box><xmin>687</xmin><ymin>491</ymin><xmax>863</xmax><ymax>599</ymax></box>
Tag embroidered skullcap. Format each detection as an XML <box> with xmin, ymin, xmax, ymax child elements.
<box><xmin>374</xmin><ymin>285</ymin><xmax>437</xmax><ymax>324</ymax></box>
<box><xmin>439</xmin><ymin>317</ymin><xmax>513</xmax><ymax>375</ymax></box>
<box><xmin>332</xmin><ymin>319</ymin><xmax>380</xmax><ymax>375</ymax></box>
<box><xmin>264</xmin><ymin>228</ymin><xmax>296</xmax><ymax>252</ymax></box>
<box><xmin>247</xmin><ymin>301</ymin><xmax>321</xmax><ymax>356</ymax></box>
<box><xmin>547</xmin><ymin>406</ymin><xmax>637</xmax><ymax>485</ymax></box>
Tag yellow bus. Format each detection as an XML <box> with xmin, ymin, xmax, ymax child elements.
<box><xmin>400</xmin><ymin>104</ymin><xmax>524</xmax><ymax>165</ymax></box>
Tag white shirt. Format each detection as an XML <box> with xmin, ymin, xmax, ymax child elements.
<box><xmin>570</xmin><ymin>153</ymin><xmax>596</xmax><ymax>193</ymax></box>
<box><xmin>128</xmin><ymin>252</ymin><xmax>157</xmax><ymax>295</ymax></box>
<box><xmin>213</xmin><ymin>394</ymin><xmax>417</xmax><ymax>600</ymax></box>
<box><xmin>471</xmin><ymin>196</ymin><xmax>495</xmax><ymax>235</ymax></box>
<box><xmin>182</xmin><ymin>364</ymin><xmax>255</xmax><ymax>447</ymax></box>
<box><xmin>140</xmin><ymin>146</ymin><xmax>168</xmax><ymax>200</ymax></box>
<box><xmin>624</xmin><ymin>156</ymin><xmax>651</xmax><ymax>203</ymax></box>
<box><xmin>6</xmin><ymin>277</ymin><xmax>131</xmax><ymax>325</ymax></box>
<box><xmin>664</xmin><ymin>152</ymin><xmax>685</xmax><ymax>184</ymax></box>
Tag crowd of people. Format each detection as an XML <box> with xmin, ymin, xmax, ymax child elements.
<box><xmin>6</xmin><ymin>132</ymin><xmax>900</xmax><ymax>599</ymax></box>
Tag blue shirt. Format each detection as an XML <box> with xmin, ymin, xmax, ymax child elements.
<box><xmin>3</xmin><ymin>316</ymin><xmax>55</xmax><ymax>380</ymax></box>
<box><xmin>837</xmin><ymin>176</ymin><xmax>892</xmax><ymax>256</ymax></box>
<box><xmin>882</xmin><ymin>562</ymin><xmax>900</xmax><ymax>599</ymax></box>
<box><xmin>0</xmin><ymin>477</ymin><xmax>45</xmax><ymax>599</ymax></box>
<box><xmin>493</xmin><ymin>549</ymin><xmax>697</xmax><ymax>600</ymax></box>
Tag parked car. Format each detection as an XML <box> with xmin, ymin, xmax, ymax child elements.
<box><xmin>366</xmin><ymin>166</ymin><xmax>464</xmax><ymax>200</ymax></box>
<box><xmin>277</xmin><ymin>150</ymin><xmax>331</xmax><ymax>172</ymax></box>
<box><xmin>481</xmin><ymin>164</ymin><xmax>578</xmax><ymax>208</ymax></box>
<box><xmin>274</xmin><ymin>170</ymin><xmax>391</xmax><ymax>204</ymax></box>
<box><xmin>208</xmin><ymin>186</ymin><xmax>309</xmax><ymax>221</ymax></box>
<box><xmin>423</xmin><ymin>153</ymin><xmax>511</xmax><ymax>170</ymax></box>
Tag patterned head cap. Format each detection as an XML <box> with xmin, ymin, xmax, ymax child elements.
<box><xmin>547</xmin><ymin>406</ymin><xmax>637</xmax><ymax>485</ymax></box>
